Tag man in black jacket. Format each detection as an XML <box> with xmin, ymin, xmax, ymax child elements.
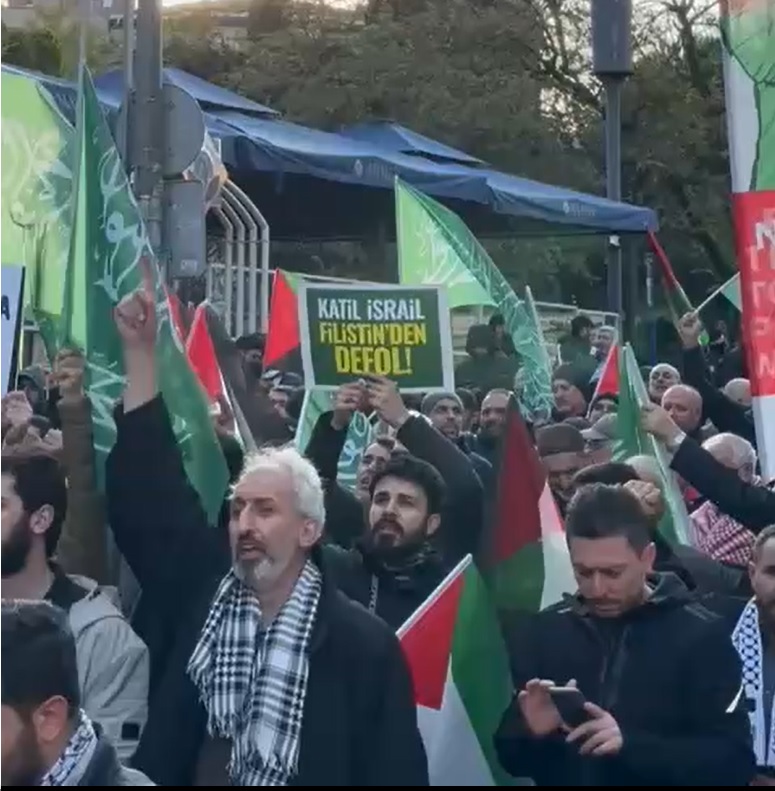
<box><xmin>495</xmin><ymin>483</ymin><xmax>755</xmax><ymax>786</ymax></box>
<box><xmin>106</xmin><ymin>272</ymin><xmax>428</xmax><ymax>786</ymax></box>
<box><xmin>1</xmin><ymin>600</ymin><xmax>153</xmax><ymax>786</ymax></box>
<box><xmin>325</xmin><ymin>454</ymin><xmax>448</xmax><ymax>629</ymax></box>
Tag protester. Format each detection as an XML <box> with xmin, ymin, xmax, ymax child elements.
<box><xmin>690</xmin><ymin>434</ymin><xmax>758</xmax><ymax>569</ymax></box>
<box><xmin>454</xmin><ymin>323</ymin><xmax>518</xmax><ymax>394</ymax></box>
<box><xmin>488</xmin><ymin>313</ymin><xmax>517</xmax><ymax>357</ymax></box>
<box><xmin>648</xmin><ymin>363</ymin><xmax>681</xmax><ymax>405</ymax></box>
<box><xmin>17</xmin><ymin>365</ymin><xmax>49</xmax><ymax>416</ymax></box>
<box><xmin>1</xmin><ymin>600</ymin><xmax>154</xmax><ymax>786</ymax></box>
<box><xmin>552</xmin><ymin>364</ymin><xmax>593</xmax><ymax>420</ymax></box>
<box><xmin>661</xmin><ymin>384</ymin><xmax>705</xmax><ymax>440</ymax></box>
<box><xmin>306</xmin><ymin>379</ymin><xmax>485</xmax><ymax>561</ymax></box>
<box><xmin>494</xmin><ymin>483</ymin><xmax>756</xmax><ymax>786</ymax></box>
<box><xmin>234</xmin><ymin>332</ymin><xmax>265</xmax><ymax>381</ymax></box>
<box><xmin>559</xmin><ymin>315</ymin><xmax>594</xmax><ymax>365</ymax></box>
<box><xmin>581</xmin><ymin>414</ymin><xmax>617</xmax><ymax>465</ymax></box>
<box><xmin>325</xmin><ymin>454</ymin><xmax>448</xmax><ymax>628</ymax></box>
<box><xmin>105</xmin><ymin>271</ymin><xmax>429</xmax><ymax>785</ymax></box>
<box><xmin>574</xmin><ymin>462</ymin><xmax>744</xmax><ymax>594</ymax></box>
<box><xmin>642</xmin><ymin>403</ymin><xmax>775</xmax><ymax>530</ymax></box>
<box><xmin>535</xmin><ymin>424</ymin><xmax>586</xmax><ymax>517</ymax></box>
<box><xmin>268</xmin><ymin>384</ymin><xmax>292</xmax><ymax>419</ymax></box>
<box><xmin>455</xmin><ymin>387</ymin><xmax>479</xmax><ymax>432</ymax></box>
<box><xmin>1</xmin><ymin>448</ymin><xmax>149</xmax><ymax>761</ymax></box>
<box><xmin>468</xmin><ymin>388</ymin><xmax>510</xmax><ymax>466</ymax></box>
<box><xmin>724</xmin><ymin>377</ymin><xmax>752</xmax><ymax>408</ymax></box>
<box><xmin>421</xmin><ymin>390</ymin><xmax>492</xmax><ymax>489</ymax></box>
<box><xmin>587</xmin><ymin>394</ymin><xmax>618</xmax><ymax>424</ymax></box>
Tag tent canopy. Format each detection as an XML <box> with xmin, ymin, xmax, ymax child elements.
<box><xmin>339</xmin><ymin>121</ymin><xmax>484</xmax><ymax>166</ymax></box>
<box><xmin>4</xmin><ymin>64</ymin><xmax>658</xmax><ymax>239</ymax></box>
<box><xmin>95</xmin><ymin>67</ymin><xmax>278</xmax><ymax>117</ymax></box>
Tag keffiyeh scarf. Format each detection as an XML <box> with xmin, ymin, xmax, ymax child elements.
<box><xmin>732</xmin><ymin>598</ymin><xmax>775</xmax><ymax>767</ymax></box>
<box><xmin>40</xmin><ymin>710</ymin><xmax>98</xmax><ymax>786</ymax></box>
<box><xmin>691</xmin><ymin>499</ymin><xmax>756</xmax><ymax>567</ymax></box>
<box><xmin>188</xmin><ymin>560</ymin><xmax>322</xmax><ymax>786</ymax></box>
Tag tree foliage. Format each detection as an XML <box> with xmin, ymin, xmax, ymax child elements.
<box><xmin>2</xmin><ymin>0</ymin><xmax>735</xmax><ymax>307</ymax></box>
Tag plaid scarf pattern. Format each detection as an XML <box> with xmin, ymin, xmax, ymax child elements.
<box><xmin>188</xmin><ymin>560</ymin><xmax>322</xmax><ymax>786</ymax></box>
<box><xmin>691</xmin><ymin>498</ymin><xmax>756</xmax><ymax>567</ymax></box>
<box><xmin>40</xmin><ymin>710</ymin><xmax>98</xmax><ymax>786</ymax></box>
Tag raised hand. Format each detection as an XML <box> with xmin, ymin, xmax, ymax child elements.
<box><xmin>365</xmin><ymin>376</ymin><xmax>409</xmax><ymax>429</ymax></box>
<box><xmin>331</xmin><ymin>382</ymin><xmax>366</xmax><ymax>430</ymax></box>
<box><xmin>114</xmin><ymin>257</ymin><xmax>158</xmax><ymax>351</ymax></box>
<box><xmin>52</xmin><ymin>348</ymin><xmax>86</xmax><ymax>402</ymax></box>
<box><xmin>676</xmin><ymin>312</ymin><xmax>703</xmax><ymax>350</ymax></box>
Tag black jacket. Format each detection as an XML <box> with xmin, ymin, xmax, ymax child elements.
<box><xmin>671</xmin><ymin>437</ymin><xmax>775</xmax><ymax>531</ymax></box>
<box><xmin>653</xmin><ymin>533</ymin><xmax>745</xmax><ymax>595</ymax></box>
<box><xmin>306</xmin><ymin>412</ymin><xmax>484</xmax><ymax>562</ymax></box>
<box><xmin>323</xmin><ymin>543</ymin><xmax>447</xmax><ymax>630</ymax></box>
<box><xmin>495</xmin><ymin>574</ymin><xmax>755</xmax><ymax>786</ymax></box>
<box><xmin>105</xmin><ymin>396</ymin><xmax>428</xmax><ymax>786</ymax></box>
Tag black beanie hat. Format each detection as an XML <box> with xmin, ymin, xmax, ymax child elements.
<box><xmin>552</xmin><ymin>363</ymin><xmax>594</xmax><ymax>403</ymax></box>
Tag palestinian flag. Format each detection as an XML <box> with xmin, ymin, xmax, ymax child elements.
<box><xmin>697</xmin><ymin>273</ymin><xmax>742</xmax><ymax>313</ymax></box>
<box><xmin>399</xmin><ymin>557</ymin><xmax>514</xmax><ymax>786</ymax></box>
<box><xmin>614</xmin><ymin>344</ymin><xmax>690</xmax><ymax>545</ymax></box>
<box><xmin>647</xmin><ymin>231</ymin><xmax>710</xmax><ymax>344</ymax></box>
<box><xmin>477</xmin><ymin>396</ymin><xmax>574</xmax><ymax>612</ymax></box>
<box><xmin>590</xmin><ymin>342</ymin><xmax>619</xmax><ymax>403</ymax></box>
<box><xmin>186</xmin><ymin>303</ymin><xmax>224</xmax><ymax>403</ymax></box>
<box><xmin>263</xmin><ymin>269</ymin><xmax>304</xmax><ymax>376</ymax></box>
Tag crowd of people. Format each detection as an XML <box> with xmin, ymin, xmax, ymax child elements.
<box><xmin>1</xmin><ymin>270</ymin><xmax>774</xmax><ymax>786</ymax></box>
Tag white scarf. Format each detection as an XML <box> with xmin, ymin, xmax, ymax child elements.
<box><xmin>40</xmin><ymin>710</ymin><xmax>98</xmax><ymax>786</ymax></box>
<box><xmin>732</xmin><ymin>598</ymin><xmax>775</xmax><ymax>767</ymax></box>
<box><xmin>188</xmin><ymin>560</ymin><xmax>322</xmax><ymax>786</ymax></box>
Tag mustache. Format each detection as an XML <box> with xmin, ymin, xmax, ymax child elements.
<box><xmin>237</xmin><ymin>536</ymin><xmax>267</xmax><ymax>553</ymax></box>
<box><xmin>373</xmin><ymin>516</ymin><xmax>405</xmax><ymax>535</ymax></box>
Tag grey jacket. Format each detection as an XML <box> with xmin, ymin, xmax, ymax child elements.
<box><xmin>47</xmin><ymin>570</ymin><xmax>150</xmax><ymax>762</ymax></box>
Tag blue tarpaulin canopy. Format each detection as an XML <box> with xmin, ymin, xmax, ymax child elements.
<box><xmin>339</xmin><ymin>121</ymin><xmax>483</xmax><ymax>166</ymax></box>
<box><xmin>4</xmin><ymin>64</ymin><xmax>658</xmax><ymax>239</ymax></box>
<box><xmin>95</xmin><ymin>67</ymin><xmax>278</xmax><ymax>117</ymax></box>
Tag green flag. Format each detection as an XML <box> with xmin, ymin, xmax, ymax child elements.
<box><xmin>395</xmin><ymin>178</ymin><xmax>553</xmax><ymax>422</ymax></box>
<box><xmin>63</xmin><ymin>66</ymin><xmax>228</xmax><ymax>523</ymax></box>
<box><xmin>614</xmin><ymin>344</ymin><xmax>690</xmax><ymax>546</ymax></box>
<box><xmin>1</xmin><ymin>70</ymin><xmax>74</xmax><ymax>352</ymax></box>
<box><xmin>697</xmin><ymin>273</ymin><xmax>742</xmax><ymax>313</ymax></box>
<box><xmin>294</xmin><ymin>390</ymin><xmax>372</xmax><ymax>491</ymax></box>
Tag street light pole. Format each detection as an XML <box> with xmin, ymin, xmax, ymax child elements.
<box><xmin>591</xmin><ymin>0</ymin><xmax>633</xmax><ymax>322</ymax></box>
<box><xmin>132</xmin><ymin>0</ymin><xmax>165</xmax><ymax>262</ymax></box>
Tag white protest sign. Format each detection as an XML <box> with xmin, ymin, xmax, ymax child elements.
<box><xmin>2</xmin><ymin>265</ymin><xmax>26</xmax><ymax>396</ymax></box>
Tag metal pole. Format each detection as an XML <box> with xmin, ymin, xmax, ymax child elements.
<box><xmin>119</xmin><ymin>0</ymin><xmax>135</xmax><ymax>168</ymax></box>
<box><xmin>132</xmin><ymin>0</ymin><xmax>164</xmax><ymax>260</ymax></box>
<box><xmin>603</xmin><ymin>77</ymin><xmax>623</xmax><ymax>320</ymax></box>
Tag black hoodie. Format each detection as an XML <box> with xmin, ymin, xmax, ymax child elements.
<box><xmin>495</xmin><ymin>573</ymin><xmax>755</xmax><ymax>786</ymax></box>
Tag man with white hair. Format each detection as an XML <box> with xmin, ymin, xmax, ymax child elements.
<box><xmin>690</xmin><ymin>434</ymin><xmax>758</xmax><ymax>569</ymax></box>
<box><xmin>723</xmin><ymin>378</ymin><xmax>752</xmax><ymax>408</ymax></box>
<box><xmin>648</xmin><ymin>363</ymin><xmax>681</xmax><ymax>404</ymax></box>
<box><xmin>106</xmin><ymin>268</ymin><xmax>428</xmax><ymax>786</ymax></box>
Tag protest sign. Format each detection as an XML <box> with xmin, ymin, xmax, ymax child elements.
<box><xmin>297</xmin><ymin>282</ymin><xmax>454</xmax><ymax>391</ymax></box>
<box><xmin>2</xmin><ymin>265</ymin><xmax>25</xmax><ymax>396</ymax></box>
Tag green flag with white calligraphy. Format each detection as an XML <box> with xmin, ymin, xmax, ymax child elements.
<box><xmin>395</xmin><ymin>177</ymin><xmax>553</xmax><ymax>422</ymax></box>
<box><xmin>62</xmin><ymin>66</ymin><xmax>228</xmax><ymax>523</ymax></box>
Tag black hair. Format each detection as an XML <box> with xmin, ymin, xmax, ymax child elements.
<box><xmin>571</xmin><ymin>315</ymin><xmax>594</xmax><ymax>338</ymax></box>
<box><xmin>1</xmin><ymin>600</ymin><xmax>80</xmax><ymax>717</ymax></box>
<box><xmin>565</xmin><ymin>483</ymin><xmax>652</xmax><ymax>552</ymax></box>
<box><xmin>573</xmin><ymin>462</ymin><xmax>638</xmax><ymax>488</ymax></box>
<box><xmin>488</xmin><ymin>313</ymin><xmax>506</xmax><ymax>329</ymax></box>
<box><xmin>455</xmin><ymin>387</ymin><xmax>478</xmax><ymax>411</ymax></box>
<box><xmin>369</xmin><ymin>454</ymin><xmax>446</xmax><ymax>515</ymax></box>
<box><xmin>1</xmin><ymin>450</ymin><xmax>67</xmax><ymax>558</ymax></box>
<box><xmin>753</xmin><ymin>526</ymin><xmax>775</xmax><ymax>563</ymax></box>
<box><xmin>285</xmin><ymin>388</ymin><xmax>306</xmax><ymax>423</ymax></box>
<box><xmin>235</xmin><ymin>332</ymin><xmax>265</xmax><ymax>352</ymax></box>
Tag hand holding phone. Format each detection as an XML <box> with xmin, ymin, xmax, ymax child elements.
<box><xmin>549</xmin><ymin>686</ymin><xmax>591</xmax><ymax>729</ymax></box>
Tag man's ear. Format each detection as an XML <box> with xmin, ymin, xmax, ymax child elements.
<box><xmin>29</xmin><ymin>505</ymin><xmax>54</xmax><ymax>538</ymax></box>
<box><xmin>426</xmin><ymin>513</ymin><xmax>441</xmax><ymax>537</ymax></box>
<box><xmin>32</xmin><ymin>696</ymin><xmax>70</xmax><ymax>746</ymax></box>
<box><xmin>299</xmin><ymin>519</ymin><xmax>323</xmax><ymax>550</ymax></box>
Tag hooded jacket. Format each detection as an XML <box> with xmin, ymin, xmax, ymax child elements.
<box><xmin>495</xmin><ymin>573</ymin><xmax>755</xmax><ymax>786</ymax></box>
<box><xmin>454</xmin><ymin>324</ymin><xmax>518</xmax><ymax>395</ymax></box>
<box><xmin>45</xmin><ymin>569</ymin><xmax>150</xmax><ymax>762</ymax></box>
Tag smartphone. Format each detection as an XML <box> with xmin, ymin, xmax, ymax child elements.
<box><xmin>549</xmin><ymin>686</ymin><xmax>590</xmax><ymax>728</ymax></box>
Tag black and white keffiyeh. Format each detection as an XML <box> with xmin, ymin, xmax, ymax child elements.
<box><xmin>188</xmin><ymin>560</ymin><xmax>322</xmax><ymax>786</ymax></box>
<box><xmin>40</xmin><ymin>710</ymin><xmax>98</xmax><ymax>786</ymax></box>
<box><xmin>732</xmin><ymin>597</ymin><xmax>775</xmax><ymax>767</ymax></box>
